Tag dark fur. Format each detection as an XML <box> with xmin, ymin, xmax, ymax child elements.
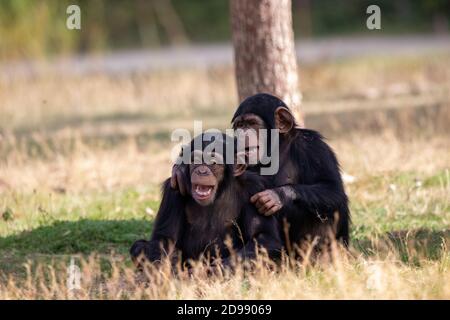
<box><xmin>233</xmin><ymin>93</ymin><xmax>350</xmax><ymax>251</ymax></box>
<box><xmin>130</xmin><ymin>134</ymin><xmax>282</xmax><ymax>267</ymax></box>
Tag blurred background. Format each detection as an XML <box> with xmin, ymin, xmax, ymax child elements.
<box><xmin>0</xmin><ymin>0</ymin><xmax>449</xmax><ymax>59</ymax></box>
<box><xmin>1</xmin><ymin>0</ymin><xmax>449</xmax><ymax>141</ymax></box>
<box><xmin>0</xmin><ymin>0</ymin><xmax>449</xmax><ymax>207</ymax></box>
<box><xmin>0</xmin><ymin>0</ymin><xmax>449</xmax><ymax>298</ymax></box>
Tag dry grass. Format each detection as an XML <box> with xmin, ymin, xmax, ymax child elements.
<box><xmin>1</xmin><ymin>53</ymin><xmax>449</xmax><ymax>132</ymax></box>
<box><xmin>0</xmin><ymin>130</ymin><xmax>448</xmax><ymax>194</ymax></box>
<box><xmin>1</xmin><ymin>246</ymin><xmax>448</xmax><ymax>300</ymax></box>
<box><xmin>0</xmin><ymin>53</ymin><xmax>449</xmax><ymax>299</ymax></box>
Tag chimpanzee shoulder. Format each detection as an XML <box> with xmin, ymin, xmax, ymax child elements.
<box><xmin>293</xmin><ymin>128</ymin><xmax>328</xmax><ymax>149</ymax></box>
<box><xmin>288</xmin><ymin>128</ymin><xmax>343</xmax><ymax>185</ymax></box>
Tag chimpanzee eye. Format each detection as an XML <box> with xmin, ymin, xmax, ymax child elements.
<box><xmin>192</xmin><ymin>150</ymin><xmax>204</xmax><ymax>164</ymax></box>
<box><xmin>204</xmin><ymin>151</ymin><xmax>224</xmax><ymax>165</ymax></box>
<box><xmin>204</xmin><ymin>154</ymin><xmax>217</xmax><ymax>165</ymax></box>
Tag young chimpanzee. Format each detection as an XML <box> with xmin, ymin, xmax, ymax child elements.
<box><xmin>171</xmin><ymin>94</ymin><xmax>350</xmax><ymax>257</ymax></box>
<box><xmin>130</xmin><ymin>133</ymin><xmax>282</xmax><ymax>269</ymax></box>
<box><xmin>231</xmin><ymin>93</ymin><xmax>350</xmax><ymax>252</ymax></box>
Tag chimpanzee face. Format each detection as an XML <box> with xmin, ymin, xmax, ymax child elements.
<box><xmin>232</xmin><ymin>114</ymin><xmax>267</xmax><ymax>166</ymax></box>
<box><xmin>232</xmin><ymin>108</ymin><xmax>295</xmax><ymax>165</ymax></box>
<box><xmin>189</xmin><ymin>151</ymin><xmax>225</xmax><ymax>206</ymax></box>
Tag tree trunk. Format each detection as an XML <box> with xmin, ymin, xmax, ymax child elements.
<box><xmin>230</xmin><ymin>0</ymin><xmax>303</xmax><ymax>125</ymax></box>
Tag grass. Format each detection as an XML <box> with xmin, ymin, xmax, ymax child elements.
<box><xmin>0</xmin><ymin>53</ymin><xmax>449</xmax><ymax>299</ymax></box>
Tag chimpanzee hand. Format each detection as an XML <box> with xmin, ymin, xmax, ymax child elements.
<box><xmin>250</xmin><ymin>189</ymin><xmax>283</xmax><ymax>216</ymax></box>
<box><xmin>170</xmin><ymin>164</ymin><xmax>188</xmax><ymax>196</ymax></box>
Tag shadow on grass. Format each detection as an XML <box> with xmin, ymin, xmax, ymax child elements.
<box><xmin>0</xmin><ymin>219</ymin><xmax>153</xmax><ymax>277</ymax></box>
<box><xmin>1</xmin><ymin>219</ymin><xmax>447</xmax><ymax>265</ymax></box>
<box><xmin>0</xmin><ymin>219</ymin><xmax>152</xmax><ymax>256</ymax></box>
<box><xmin>353</xmin><ymin>228</ymin><xmax>449</xmax><ymax>264</ymax></box>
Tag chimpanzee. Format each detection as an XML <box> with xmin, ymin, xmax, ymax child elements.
<box><xmin>171</xmin><ymin>94</ymin><xmax>350</xmax><ymax>257</ymax></box>
<box><xmin>130</xmin><ymin>133</ymin><xmax>282</xmax><ymax>269</ymax></box>
<box><xmin>231</xmin><ymin>93</ymin><xmax>350</xmax><ymax>252</ymax></box>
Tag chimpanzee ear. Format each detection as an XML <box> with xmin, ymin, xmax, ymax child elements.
<box><xmin>275</xmin><ymin>107</ymin><xmax>295</xmax><ymax>133</ymax></box>
<box><xmin>233</xmin><ymin>163</ymin><xmax>247</xmax><ymax>177</ymax></box>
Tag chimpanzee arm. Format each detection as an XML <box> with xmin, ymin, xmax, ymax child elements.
<box><xmin>276</xmin><ymin>130</ymin><xmax>348</xmax><ymax>219</ymax></box>
<box><xmin>130</xmin><ymin>179</ymin><xmax>185</xmax><ymax>263</ymax></box>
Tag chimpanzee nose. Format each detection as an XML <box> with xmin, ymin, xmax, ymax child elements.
<box><xmin>197</xmin><ymin>167</ymin><xmax>208</xmax><ymax>175</ymax></box>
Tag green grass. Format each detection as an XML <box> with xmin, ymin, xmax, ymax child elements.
<box><xmin>1</xmin><ymin>169</ymin><xmax>448</xmax><ymax>278</ymax></box>
<box><xmin>0</xmin><ymin>189</ymin><xmax>160</xmax><ymax>276</ymax></box>
<box><xmin>0</xmin><ymin>188</ymin><xmax>160</xmax><ymax>236</ymax></box>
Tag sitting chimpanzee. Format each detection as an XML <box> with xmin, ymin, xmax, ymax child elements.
<box><xmin>130</xmin><ymin>133</ymin><xmax>282</xmax><ymax>269</ymax></box>
<box><xmin>232</xmin><ymin>93</ymin><xmax>350</xmax><ymax>252</ymax></box>
<box><xmin>172</xmin><ymin>93</ymin><xmax>350</xmax><ymax>257</ymax></box>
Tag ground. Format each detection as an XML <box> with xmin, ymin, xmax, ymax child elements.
<box><xmin>0</xmin><ymin>53</ymin><xmax>449</xmax><ymax>299</ymax></box>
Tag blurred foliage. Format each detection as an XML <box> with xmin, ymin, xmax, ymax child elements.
<box><xmin>0</xmin><ymin>0</ymin><xmax>449</xmax><ymax>60</ymax></box>
<box><xmin>294</xmin><ymin>0</ymin><xmax>450</xmax><ymax>36</ymax></box>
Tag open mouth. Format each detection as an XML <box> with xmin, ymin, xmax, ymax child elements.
<box><xmin>193</xmin><ymin>184</ymin><xmax>215</xmax><ymax>200</ymax></box>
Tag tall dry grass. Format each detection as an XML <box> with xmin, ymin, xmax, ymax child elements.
<box><xmin>1</xmin><ymin>243</ymin><xmax>448</xmax><ymax>300</ymax></box>
<box><xmin>0</xmin><ymin>53</ymin><xmax>449</xmax><ymax>299</ymax></box>
<box><xmin>1</xmin><ymin>54</ymin><xmax>449</xmax><ymax>132</ymax></box>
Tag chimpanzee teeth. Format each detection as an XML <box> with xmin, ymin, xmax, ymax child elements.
<box><xmin>195</xmin><ymin>186</ymin><xmax>212</xmax><ymax>196</ymax></box>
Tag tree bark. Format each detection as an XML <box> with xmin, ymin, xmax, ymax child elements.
<box><xmin>230</xmin><ymin>0</ymin><xmax>303</xmax><ymax>125</ymax></box>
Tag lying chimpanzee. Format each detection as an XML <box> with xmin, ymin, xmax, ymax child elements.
<box><xmin>172</xmin><ymin>93</ymin><xmax>350</xmax><ymax>257</ymax></box>
<box><xmin>130</xmin><ymin>133</ymin><xmax>282</xmax><ymax>269</ymax></box>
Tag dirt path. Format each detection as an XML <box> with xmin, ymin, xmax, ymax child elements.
<box><xmin>1</xmin><ymin>35</ymin><xmax>450</xmax><ymax>78</ymax></box>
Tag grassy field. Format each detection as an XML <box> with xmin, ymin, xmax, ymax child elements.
<box><xmin>0</xmin><ymin>53</ymin><xmax>449</xmax><ymax>299</ymax></box>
